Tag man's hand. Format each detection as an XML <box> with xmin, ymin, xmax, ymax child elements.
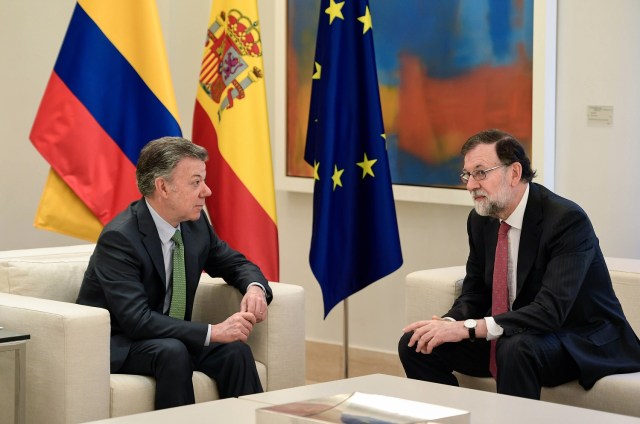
<box><xmin>211</xmin><ymin>312</ymin><xmax>257</xmax><ymax>343</ymax></box>
<box><xmin>241</xmin><ymin>285</ymin><xmax>268</xmax><ymax>323</ymax></box>
<box><xmin>403</xmin><ymin>315</ymin><xmax>466</xmax><ymax>354</ymax></box>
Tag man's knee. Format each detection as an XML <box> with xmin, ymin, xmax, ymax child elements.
<box><xmin>398</xmin><ymin>331</ymin><xmax>414</xmax><ymax>361</ymax></box>
<box><xmin>156</xmin><ymin>338</ymin><xmax>190</xmax><ymax>357</ymax></box>
<box><xmin>498</xmin><ymin>333</ymin><xmax>538</xmax><ymax>353</ymax></box>
<box><xmin>496</xmin><ymin>334</ymin><xmax>541</xmax><ymax>368</ymax></box>
<box><xmin>154</xmin><ymin>338</ymin><xmax>192</xmax><ymax>372</ymax></box>
<box><xmin>225</xmin><ymin>341</ymin><xmax>255</xmax><ymax>362</ymax></box>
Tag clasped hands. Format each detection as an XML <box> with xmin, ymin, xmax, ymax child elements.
<box><xmin>403</xmin><ymin>315</ymin><xmax>467</xmax><ymax>354</ymax></box>
<box><xmin>211</xmin><ymin>286</ymin><xmax>268</xmax><ymax>343</ymax></box>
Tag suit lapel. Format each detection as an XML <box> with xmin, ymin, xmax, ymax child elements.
<box><xmin>516</xmin><ymin>183</ymin><xmax>543</xmax><ymax>296</ymax></box>
<box><xmin>180</xmin><ymin>222</ymin><xmax>198</xmax><ymax>287</ymax></box>
<box><xmin>486</xmin><ymin>218</ymin><xmax>500</xmax><ymax>281</ymax></box>
<box><xmin>135</xmin><ymin>200</ymin><xmax>167</xmax><ymax>286</ymax></box>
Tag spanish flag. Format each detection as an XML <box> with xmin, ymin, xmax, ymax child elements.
<box><xmin>192</xmin><ymin>1</ymin><xmax>279</xmax><ymax>281</ymax></box>
<box><xmin>30</xmin><ymin>0</ymin><xmax>181</xmax><ymax>241</ymax></box>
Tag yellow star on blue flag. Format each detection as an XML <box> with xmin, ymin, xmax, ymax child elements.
<box><xmin>325</xmin><ymin>0</ymin><xmax>345</xmax><ymax>25</ymax></box>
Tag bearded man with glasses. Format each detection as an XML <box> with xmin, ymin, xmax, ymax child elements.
<box><xmin>399</xmin><ymin>129</ymin><xmax>640</xmax><ymax>400</ymax></box>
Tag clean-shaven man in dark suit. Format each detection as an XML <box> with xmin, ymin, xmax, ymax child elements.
<box><xmin>398</xmin><ymin>129</ymin><xmax>640</xmax><ymax>399</ymax></box>
<box><xmin>77</xmin><ymin>136</ymin><xmax>272</xmax><ymax>409</ymax></box>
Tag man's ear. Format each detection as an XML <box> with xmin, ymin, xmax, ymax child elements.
<box><xmin>510</xmin><ymin>162</ymin><xmax>523</xmax><ymax>186</ymax></box>
<box><xmin>155</xmin><ymin>177</ymin><xmax>169</xmax><ymax>198</ymax></box>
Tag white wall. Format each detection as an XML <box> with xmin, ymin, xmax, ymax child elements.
<box><xmin>1</xmin><ymin>0</ymin><xmax>638</xmax><ymax>355</ymax></box>
<box><xmin>554</xmin><ymin>0</ymin><xmax>640</xmax><ymax>258</ymax></box>
<box><xmin>0</xmin><ymin>0</ymin><xmax>80</xmax><ymax>249</ymax></box>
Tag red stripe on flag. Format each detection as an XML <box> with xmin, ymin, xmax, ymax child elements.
<box><xmin>30</xmin><ymin>73</ymin><xmax>139</xmax><ymax>224</ymax></box>
<box><xmin>193</xmin><ymin>101</ymin><xmax>279</xmax><ymax>281</ymax></box>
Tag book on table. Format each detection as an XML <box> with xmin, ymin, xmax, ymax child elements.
<box><xmin>256</xmin><ymin>392</ymin><xmax>470</xmax><ymax>424</ymax></box>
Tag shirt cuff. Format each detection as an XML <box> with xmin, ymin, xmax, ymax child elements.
<box><xmin>485</xmin><ymin>317</ymin><xmax>504</xmax><ymax>341</ymax></box>
<box><xmin>248</xmin><ymin>282</ymin><xmax>266</xmax><ymax>296</ymax></box>
<box><xmin>205</xmin><ymin>324</ymin><xmax>212</xmax><ymax>346</ymax></box>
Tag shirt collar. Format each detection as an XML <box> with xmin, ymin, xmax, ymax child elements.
<box><xmin>145</xmin><ymin>199</ymin><xmax>180</xmax><ymax>244</ymax></box>
<box><xmin>504</xmin><ymin>183</ymin><xmax>529</xmax><ymax>231</ymax></box>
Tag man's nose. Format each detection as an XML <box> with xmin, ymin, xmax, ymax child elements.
<box><xmin>201</xmin><ymin>182</ymin><xmax>212</xmax><ymax>197</ymax></box>
<box><xmin>466</xmin><ymin>177</ymin><xmax>480</xmax><ymax>191</ymax></box>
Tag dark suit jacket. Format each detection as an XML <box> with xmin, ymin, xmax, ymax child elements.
<box><xmin>77</xmin><ymin>199</ymin><xmax>272</xmax><ymax>371</ymax></box>
<box><xmin>445</xmin><ymin>183</ymin><xmax>640</xmax><ymax>389</ymax></box>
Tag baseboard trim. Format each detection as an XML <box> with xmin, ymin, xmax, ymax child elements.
<box><xmin>306</xmin><ymin>340</ymin><xmax>405</xmax><ymax>384</ymax></box>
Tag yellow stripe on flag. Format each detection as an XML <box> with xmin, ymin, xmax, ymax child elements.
<box><xmin>78</xmin><ymin>0</ymin><xmax>180</xmax><ymax>122</ymax></box>
<box><xmin>34</xmin><ymin>169</ymin><xmax>103</xmax><ymax>242</ymax></box>
<box><xmin>196</xmin><ymin>80</ymin><xmax>277</xmax><ymax>223</ymax></box>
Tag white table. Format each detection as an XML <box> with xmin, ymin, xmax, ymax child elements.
<box><xmin>0</xmin><ymin>329</ymin><xmax>30</xmax><ymax>424</ymax></box>
<box><xmin>86</xmin><ymin>374</ymin><xmax>640</xmax><ymax>423</ymax></box>
<box><xmin>243</xmin><ymin>374</ymin><xmax>640</xmax><ymax>424</ymax></box>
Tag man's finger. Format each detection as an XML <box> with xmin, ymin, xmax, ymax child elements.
<box><xmin>240</xmin><ymin>311</ymin><xmax>257</xmax><ymax>325</ymax></box>
<box><xmin>402</xmin><ymin>320</ymin><xmax>430</xmax><ymax>333</ymax></box>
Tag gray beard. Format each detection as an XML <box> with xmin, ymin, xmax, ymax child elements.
<box><xmin>471</xmin><ymin>188</ymin><xmax>509</xmax><ymax>219</ymax></box>
<box><xmin>474</xmin><ymin>200</ymin><xmax>502</xmax><ymax>218</ymax></box>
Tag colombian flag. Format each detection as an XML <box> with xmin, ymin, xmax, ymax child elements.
<box><xmin>30</xmin><ymin>0</ymin><xmax>181</xmax><ymax>241</ymax></box>
<box><xmin>192</xmin><ymin>1</ymin><xmax>279</xmax><ymax>281</ymax></box>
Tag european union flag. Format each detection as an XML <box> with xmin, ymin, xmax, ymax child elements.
<box><xmin>305</xmin><ymin>0</ymin><xmax>403</xmax><ymax>317</ymax></box>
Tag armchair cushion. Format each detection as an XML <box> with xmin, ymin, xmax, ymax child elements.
<box><xmin>1</xmin><ymin>259</ymin><xmax>87</xmax><ymax>302</ymax></box>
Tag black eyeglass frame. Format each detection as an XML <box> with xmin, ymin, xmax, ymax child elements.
<box><xmin>460</xmin><ymin>164</ymin><xmax>506</xmax><ymax>183</ymax></box>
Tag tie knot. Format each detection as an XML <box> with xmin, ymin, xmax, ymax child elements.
<box><xmin>171</xmin><ymin>229</ymin><xmax>183</xmax><ymax>246</ymax></box>
<box><xmin>498</xmin><ymin>221</ymin><xmax>511</xmax><ymax>236</ymax></box>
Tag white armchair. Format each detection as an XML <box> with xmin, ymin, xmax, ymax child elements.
<box><xmin>0</xmin><ymin>245</ymin><xmax>305</xmax><ymax>423</ymax></box>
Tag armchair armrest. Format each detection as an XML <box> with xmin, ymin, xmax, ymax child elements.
<box><xmin>405</xmin><ymin>266</ymin><xmax>466</xmax><ymax>323</ymax></box>
<box><xmin>192</xmin><ymin>277</ymin><xmax>305</xmax><ymax>391</ymax></box>
<box><xmin>0</xmin><ymin>293</ymin><xmax>111</xmax><ymax>424</ymax></box>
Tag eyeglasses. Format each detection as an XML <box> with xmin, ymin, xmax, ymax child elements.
<box><xmin>460</xmin><ymin>164</ymin><xmax>505</xmax><ymax>183</ymax></box>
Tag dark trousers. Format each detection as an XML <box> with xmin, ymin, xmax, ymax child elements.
<box><xmin>117</xmin><ymin>338</ymin><xmax>263</xmax><ymax>409</ymax></box>
<box><xmin>398</xmin><ymin>331</ymin><xmax>579</xmax><ymax>399</ymax></box>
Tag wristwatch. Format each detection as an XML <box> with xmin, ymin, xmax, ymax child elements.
<box><xmin>464</xmin><ymin>319</ymin><xmax>477</xmax><ymax>342</ymax></box>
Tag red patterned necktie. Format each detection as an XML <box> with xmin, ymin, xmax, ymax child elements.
<box><xmin>490</xmin><ymin>221</ymin><xmax>510</xmax><ymax>379</ymax></box>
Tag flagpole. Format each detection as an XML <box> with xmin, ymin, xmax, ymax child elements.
<box><xmin>343</xmin><ymin>298</ymin><xmax>349</xmax><ymax>379</ymax></box>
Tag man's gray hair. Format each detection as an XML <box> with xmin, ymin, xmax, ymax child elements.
<box><xmin>136</xmin><ymin>136</ymin><xmax>208</xmax><ymax>197</ymax></box>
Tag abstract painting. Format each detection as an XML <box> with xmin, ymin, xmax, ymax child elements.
<box><xmin>287</xmin><ymin>0</ymin><xmax>534</xmax><ymax>189</ymax></box>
